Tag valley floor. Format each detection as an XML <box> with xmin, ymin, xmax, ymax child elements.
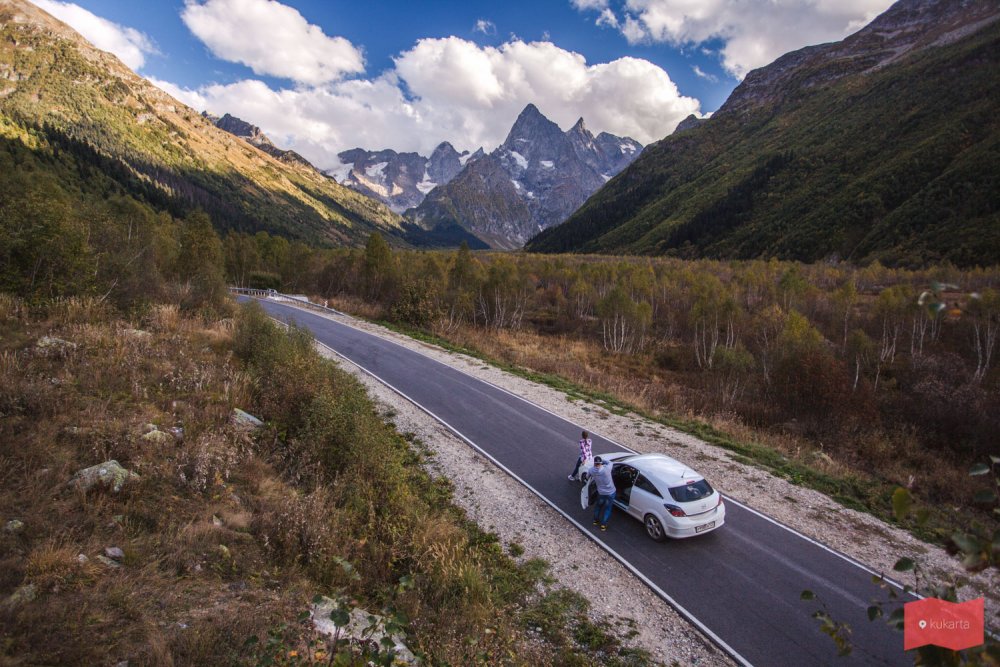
<box><xmin>290</xmin><ymin>299</ymin><xmax>999</xmax><ymax>662</ymax></box>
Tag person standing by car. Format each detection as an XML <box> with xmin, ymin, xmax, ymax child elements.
<box><xmin>568</xmin><ymin>430</ymin><xmax>593</xmax><ymax>481</ymax></box>
<box><xmin>589</xmin><ymin>456</ymin><xmax>615</xmax><ymax>531</ymax></box>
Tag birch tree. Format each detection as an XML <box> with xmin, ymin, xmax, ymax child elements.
<box><xmin>691</xmin><ymin>274</ymin><xmax>737</xmax><ymax>369</ymax></box>
<box><xmin>596</xmin><ymin>286</ymin><xmax>652</xmax><ymax>354</ymax></box>
<box><xmin>968</xmin><ymin>289</ymin><xmax>1000</xmax><ymax>382</ymax></box>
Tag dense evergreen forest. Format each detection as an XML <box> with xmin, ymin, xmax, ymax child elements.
<box><xmin>0</xmin><ymin>124</ymin><xmax>226</xmax><ymax>311</ymax></box>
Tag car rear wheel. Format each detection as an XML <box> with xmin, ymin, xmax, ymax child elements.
<box><xmin>644</xmin><ymin>514</ymin><xmax>666</xmax><ymax>542</ymax></box>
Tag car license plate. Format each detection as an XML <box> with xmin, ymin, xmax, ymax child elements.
<box><xmin>695</xmin><ymin>521</ymin><xmax>715</xmax><ymax>533</ymax></box>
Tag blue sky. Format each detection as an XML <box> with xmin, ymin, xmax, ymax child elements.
<box><xmin>28</xmin><ymin>0</ymin><xmax>893</xmax><ymax>171</ymax></box>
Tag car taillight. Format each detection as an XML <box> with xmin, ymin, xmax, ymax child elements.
<box><xmin>717</xmin><ymin>495</ymin><xmax>724</xmax><ymax>508</ymax></box>
<box><xmin>663</xmin><ymin>504</ymin><xmax>686</xmax><ymax>517</ymax></box>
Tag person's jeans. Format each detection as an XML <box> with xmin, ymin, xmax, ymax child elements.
<box><xmin>594</xmin><ymin>493</ymin><xmax>614</xmax><ymax>526</ymax></box>
<box><xmin>571</xmin><ymin>456</ymin><xmax>585</xmax><ymax>478</ymax></box>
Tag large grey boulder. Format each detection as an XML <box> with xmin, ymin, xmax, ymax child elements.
<box><xmin>232</xmin><ymin>408</ymin><xmax>263</xmax><ymax>428</ymax></box>
<box><xmin>4</xmin><ymin>584</ymin><xmax>37</xmax><ymax>608</ymax></box>
<box><xmin>96</xmin><ymin>555</ymin><xmax>121</xmax><ymax>568</ymax></box>
<box><xmin>35</xmin><ymin>336</ymin><xmax>77</xmax><ymax>354</ymax></box>
<box><xmin>141</xmin><ymin>429</ymin><xmax>172</xmax><ymax>446</ymax></box>
<box><xmin>70</xmin><ymin>460</ymin><xmax>140</xmax><ymax>493</ymax></box>
<box><xmin>311</xmin><ymin>596</ymin><xmax>415</xmax><ymax>665</ymax></box>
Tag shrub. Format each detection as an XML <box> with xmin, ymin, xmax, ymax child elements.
<box><xmin>390</xmin><ymin>280</ymin><xmax>438</xmax><ymax>328</ymax></box>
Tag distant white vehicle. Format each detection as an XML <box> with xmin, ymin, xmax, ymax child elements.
<box><xmin>581</xmin><ymin>452</ymin><xmax>725</xmax><ymax>540</ymax></box>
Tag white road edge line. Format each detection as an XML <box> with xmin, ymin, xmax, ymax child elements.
<box><xmin>309</xmin><ymin>336</ymin><xmax>755</xmax><ymax>667</ymax></box>
<box><xmin>261</xmin><ymin>295</ymin><xmax>914</xmax><ymax>594</ymax></box>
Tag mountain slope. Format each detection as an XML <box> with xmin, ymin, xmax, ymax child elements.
<box><xmin>0</xmin><ymin>0</ymin><xmax>406</xmax><ymax>247</ymax></box>
<box><xmin>329</xmin><ymin>142</ymin><xmax>477</xmax><ymax>213</ymax></box>
<box><xmin>206</xmin><ymin>112</ymin><xmax>315</xmax><ymax>169</ymax></box>
<box><xmin>407</xmin><ymin>104</ymin><xmax>642</xmax><ymax>250</ymax></box>
<box><xmin>526</xmin><ymin>0</ymin><xmax>1000</xmax><ymax>267</ymax></box>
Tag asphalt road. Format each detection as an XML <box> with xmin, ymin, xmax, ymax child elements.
<box><xmin>245</xmin><ymin>296</ymin><xmax>912</xmax><ymax>666</ymax></box>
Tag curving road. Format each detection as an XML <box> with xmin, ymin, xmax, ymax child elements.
<box><xmin>244</xmin><ymin>296</ymin><xmax>911</xmax><ymax>666</ymax></box>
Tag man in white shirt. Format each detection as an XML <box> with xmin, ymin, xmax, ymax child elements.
<box><xmin>588</xmin><ymin>456</ymin><xmax>615</xmax><ymax>531</ymax></box>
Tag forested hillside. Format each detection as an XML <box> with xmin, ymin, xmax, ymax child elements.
<box><xmin>0</xmin><ymin>0</ymin><xmax>406</xmax><ymax>250</ymax></box>
<box><xmin>526</xmin><ymin>1</ymin><xmax>1000</xmax><ymax>267</ymax></box>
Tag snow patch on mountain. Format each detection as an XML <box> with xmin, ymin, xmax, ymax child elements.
<box><xmin>416</xmin><ymin>172</ymin><xmax>437</xmax><ymax>194</ymax></box>
<box><xmin>509</xmin><ymin>151</ymin><xmax>529</xmax><ymax>170</ymax></box>
<box><xmin>366</xmin><ymin>162</ymin><xmax>388</xmax><ymax>179</ymax></box>
<box><xmin>327</xmin><ymin>160</ymin><xmax>353</xmax><ymax>183</ymax></box>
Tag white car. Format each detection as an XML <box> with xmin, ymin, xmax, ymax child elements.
<box><xmin>581</xmin><ymin>452</ymin><xmax>725</xmax><ymax>540</ymax></box>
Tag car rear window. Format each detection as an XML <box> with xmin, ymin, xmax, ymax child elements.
<box><xmin>668</xmin><ymin>479</ymin><xmax>713</xmax><ymax>503</ymax></box>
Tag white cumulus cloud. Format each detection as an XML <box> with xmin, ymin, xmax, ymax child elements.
<box><xmin>150</xmin><ymin>36</ymin><xmax>700</xmax><ymax>171</ymax></box>
<box><xmin>691</xmin><ymin>65</ymin><xmax>717</xmax><ymax>83</ymax></box>
<box><xmin>473</xmin><ymin>19</ymin><xmax>497</xmax><ymax>35</ymax></box>
<box><xmin>596</xmin><ymin>9</ymin><xmax>619</xmax><ymax>29</ymax></box>
<box><xmin>28</xmin><ymin>0</ymin><xmax>156</xmax><ymax>70</ymax></box>
<box><xmin>180</xmin><ymin>0</ymin><xmax>364</xmax><ymax>85</ymax></box>
<box><xmin>392</xmin><ymin>38</ymin><xmax>698</xmax><ymax>148</ymax></box>
<box><xmin>575</xmin><ymin>0</ymin><xmax>894</xmax><ymax>78</ymax></box>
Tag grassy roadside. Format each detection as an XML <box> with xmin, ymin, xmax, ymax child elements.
<box><xmin>0</xmin><ymin>295</ymin><xmax>655</xmax><ymax>666</ymax></box>
<box><xmin>344</xmin><ymin>312</ymin><xmax>976</xmax><ymax>547</ymax></box>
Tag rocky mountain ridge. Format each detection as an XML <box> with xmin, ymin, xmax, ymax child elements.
<box><xmin>719</xmin><ymin>0</ymin><xmax>1000</xmax><ymax>116</ymax></box>
<box><xmin>406</xmin><ymin>104</ymin><xmax>642</xmax><ymax>249</ymax></box>
<box><xmin>330</xmin><ymin>142</ymin><xmax>481</xmax><ymax>213</ymax></box>
<box><xmin>204</xmin><ymin>112</ymin><xmax>315</xmax><ymax>169</ymax></box>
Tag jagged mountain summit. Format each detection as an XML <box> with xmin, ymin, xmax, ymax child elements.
<box><xmin>205</xmin><ymin>112</ymin><xmax>315</xmax><ymax>169</ymax></box>
<box><xmin>405</xmin><ymin>104</ymin><xmax>642</xmax><ymax>249</ymax></box>
<box><xmin>526</xmin><ymin>0</ymin><xmax>1000</xmax><ymax>266</ymax></box>
<box><xmin>0</xmin><ymin>0</ymin><xmax>409</xmax><ymax>247</ymax></box>
<box><xmin>329</xmin><ymin>142</ymin><xmax>481</xmax><ymax>213</ymax></box>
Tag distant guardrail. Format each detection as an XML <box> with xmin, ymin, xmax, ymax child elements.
<box><xmin>228</xmin><ymin>287</ymin><xmax>346</xmax><ymax>317</ymax></box>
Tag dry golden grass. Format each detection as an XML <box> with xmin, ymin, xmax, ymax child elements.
<box><xmin>0</xmin><ymin>305</ymin><xmax>318</xmax><ymax>665</ymax></box>
<box><xmin>149</xmin><ymin>303</ymin><xmax>182</xmax><ymax>332</ymax></box>
<box><xmin>0</xmin><ymin>349</ymin><xmax>21</xmax><ymax>379</ymax></box>
<box><xmin>24</xmin><ymin>539</ymin><xmax>97</xmax><ymax>593</ymax></box>
<box><xmin>41</xmin><ymin>296</ymin><xmax>112</xmax><ymax>324</ymax></box>
<box><xmin>411</xmin><ymin>516</ymin><xmax>468</xmax><ymax>581</ymax></box>
<box><xmin>445</xmin><ymin>323</ymin><xmax>689</xmax><ymax>418</ymax></box>
<box><xmin>0</xmin><ymin>293</ymin><xmax>25</xmax><ymax>320</ymax></box>
<box><xmin>325</xmin><ymin>294</ymin><xmax>382</xmax><ymax>320</ymax></box>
